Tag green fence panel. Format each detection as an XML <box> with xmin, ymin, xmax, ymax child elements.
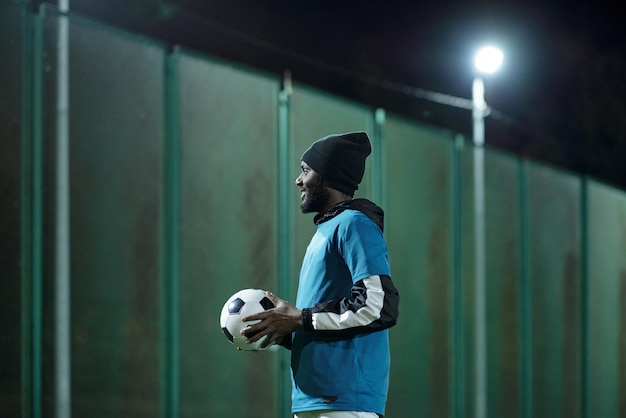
<box><xmin>39</xmin><ymin>9</ymin><xmax>166</xmax><ymax>416</ymax></box>
<box><xmin>460</xmin><ymin>146</ymin><xmax>524</xmax><ymax>418</ymax></box>
<box><xmin>527</xmin><ymin>163</ymin><xmax>582</xmax><ymax>418</ymax></box>
<box><xmin>177</xmin><ymin>51</ymin><xmax>280</xmax><ymax>418</ymax></box>
<box><xmin>384</xmin><ymin>115</ymin><xmax>455</xmax><ymax>417</ymax></box>
<box><xmin>586</xmin><ymin>180</ymin><xmax>626</xmax><ymax>418</ymax></box>
<box><xmin>484</xmin><ymin>149</ymin><xmax>523</xmax><ymax>417</ymax></box>
<box><xmin>0</xmin><ymin>1</ymin><xmax>27</xmax><ymax>415</ymax></box>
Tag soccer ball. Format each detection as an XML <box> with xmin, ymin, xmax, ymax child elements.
<box><xmin>220</xmin><ymin>288</ymin><xmax>275</xmax><ymax>351</ymax></box>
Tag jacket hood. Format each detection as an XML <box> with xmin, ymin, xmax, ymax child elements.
<box><xmin>314</xmin><ymin>198</ymin><xmax>385</xmax><ymax>232</ymax></box>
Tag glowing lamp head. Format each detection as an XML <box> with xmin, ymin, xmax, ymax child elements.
<box><xmin>474</xmin><ymin>46</ymin><xmax>503</xmax><ymax>74</ymax></box>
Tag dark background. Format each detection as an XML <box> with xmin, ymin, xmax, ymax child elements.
<box><xmin>37</xmin><ymin>0</ymin><xmax>626</xmax><ymax>189</ymax></box>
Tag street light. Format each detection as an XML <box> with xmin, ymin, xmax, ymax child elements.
<box><xmin>474</xmin><ymin>46</ymin><xmax>504</xmax><ymax>74</ymax></box>
<box><xmin>473</xmin><ymin>46</ymin><xmax>503</xmax><ymax>146</ymax></box>
<box><xmin>472</xmin><ymin>45</ymin><xmax>502</xmax><ymax>418</ymax></box>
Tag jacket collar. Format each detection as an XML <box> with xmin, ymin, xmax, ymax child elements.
<box><xmin>313</xmin><ymin>198</ymin><xmax>385</xmax><ymax>232</ymax></box>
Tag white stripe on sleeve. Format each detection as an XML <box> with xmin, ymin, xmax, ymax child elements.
<box><xmin>311</xmin><ymin>275</ymin><xmax>384</xmax><ymax>331</ymax></box>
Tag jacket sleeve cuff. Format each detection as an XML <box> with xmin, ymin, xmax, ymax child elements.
<box><xmin>301</xmin><ymin>308</ymin><xmax>314</xmax><ymax>331</ymax></box>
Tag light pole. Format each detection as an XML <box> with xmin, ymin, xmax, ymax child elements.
<box><xmin>472</xmin><ymin>45</ymin><xmax>503</xmax><ymax>418</ymax></box>
<box><xmin>56</xmin><ymin>2</ymin><xmax>71</xmax><ymax>418</ymax></box>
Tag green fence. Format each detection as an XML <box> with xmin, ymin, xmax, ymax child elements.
<box><xmin>2</xmin><ymin>2</ymin><xmax>626</xmax><ymax>417</ymax></box>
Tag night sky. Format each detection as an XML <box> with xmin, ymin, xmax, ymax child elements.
<box><xmin>68</xmin><ymin>0</ymin><xmax>626</xmax><ymax>188</ymax></box>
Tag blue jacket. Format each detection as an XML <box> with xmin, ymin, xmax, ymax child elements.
<box><xmin>290</xmin><ymin>199</ymin><xmax>399</xmax><ymax>416</ymax></box>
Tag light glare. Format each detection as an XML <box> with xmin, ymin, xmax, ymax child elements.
<box><xmin>474</xmin><ymin>46</ymin><xmax>503</xmax><ymax>74</ymax></box>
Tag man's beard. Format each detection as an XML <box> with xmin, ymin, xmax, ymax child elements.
<box><xmin>300</xmin><ymin>179</ymin><xmax>329</xmax><ymax>214</ymax></box>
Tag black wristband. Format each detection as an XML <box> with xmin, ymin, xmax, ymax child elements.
<box><xmin>301</xmin><ymin>308</ymin><xmax>314</xmax><ymax>330</ymax></box>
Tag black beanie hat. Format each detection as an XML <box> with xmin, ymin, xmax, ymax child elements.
<box><xmin>301</xmin><ymin>131</ymin><xmax>372</xmax><ymax>196</ymax></box>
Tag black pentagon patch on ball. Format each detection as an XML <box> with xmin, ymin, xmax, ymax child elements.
<box><xmin>222</xmin><ymin>327</ymin><xmax>234</xmax><ymax>342</ymax></box>
<box><xmin>259</xmin><ymin>296</ymin><xmax>274</xmax><ymax>310</ymax></box>
<box><xmin>228</xmin><ymin>297</ymin><xmax>245</xmax><ymax>314</ymax></box>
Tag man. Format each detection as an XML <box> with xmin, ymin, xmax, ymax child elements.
<box><xmin>241</xmin><ymin>132</ymin><xmax>399</xmax><ymax>418</ymax></box>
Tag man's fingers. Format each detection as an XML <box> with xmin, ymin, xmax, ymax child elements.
<box><xmin>243</xmin><ymin>327</ymin><xmax>265</xmax><ymax>345</ymax></box>
<box><xmin>242</xmin><ymin>324</ymin><xmax>261</xmax><ymax>339</ymax></box>
<box><xmin>240</xmin><ymin>310</ymin><xmax>265</xmax><ymax>323</ymax></box>
<box><xmin>266</xmin><ymin>291</ymin><xmax>280</xmax><ymax>304</ymax></box>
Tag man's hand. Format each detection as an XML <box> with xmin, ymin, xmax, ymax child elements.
<box><xmin>240</xmin><ymin>291</ymin><xmax>303</xmax><ymax>348</ymax></box>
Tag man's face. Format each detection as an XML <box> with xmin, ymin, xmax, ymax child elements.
<box><xmin>295</xmin><ymin>162</ymin><xmax>329</xmax><ymax>213</ymax></box>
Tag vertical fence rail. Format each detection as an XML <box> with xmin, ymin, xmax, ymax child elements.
<box><xmin>519</xmin><ymin>160</ymin><xmax>532</xmax><ymax>418</ymax></box>
<box><xmin>20</xmin><ymin>3</ymin><xmax>36</xmax><ymax>417</ymax></box>
<box><xmin>161</xmin><ymin>47</ymin><xmax>181</xmax><ymax>418</ymax></box>
<box><xmin>23</xmin><ymin>7</ymin><xmax>45</xmax><ymax>418</ymax></box>
<box><xmin>276</xmin><ymin>80</ymin><xmax>292</xmax><ymax>418</ymax></box>
<box><xmin>452</xmin><ymin>134</ymin><xmax>465</xmax><ymax>418</ymax></box>
<box><xmin>371</xmin><ymin>108</ymin><xmax>385</xmax><ymax>208</ymax></box>
<box><xmin>579</xmin><ymin>178</ymin><xmax>589</xmax><ymax>418</ymax></box>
